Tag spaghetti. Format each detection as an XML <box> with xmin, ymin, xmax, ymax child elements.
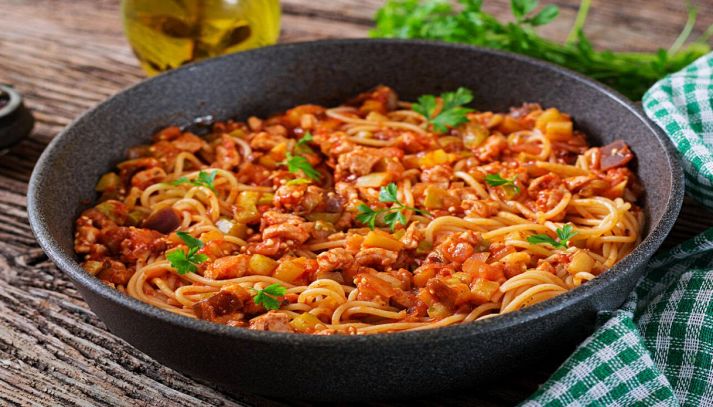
<box><xmin>74</xmin><ymin>86</ymin><xmax>643</xmax><ymax>334</ymax></box>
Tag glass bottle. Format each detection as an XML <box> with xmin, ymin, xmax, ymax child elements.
<box><xmin>122</xmin><ymin>0</ymin><xmax>281</xmax><ymax>76</ymax></box>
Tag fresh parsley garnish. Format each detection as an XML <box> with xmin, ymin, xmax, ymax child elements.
<box><xmin>485</xmin><ymin>173</ymin><xmax>521</xmax><ymax>195</ymax></box>
<box><xmin>371</xmin><ymin>0</ymin><xmax>711</xmax><ymax>100</ymax></box>
<box><xmin>527</xmin><ymin>225</ymin><xmax>578</xmax><ymax>249</ymax></box>
<box><xmin>172</xmin><ymin>170</ymin><xmax>217</xmax><ymax>192</ymax></box>
<box><xmin>252</xmin><ymin>283</ymin><xmax>287</xmax><ymax>310</ymax></box>
<box><xmin>356</xmin><ymin>182</ymin><xmax>431</xmax><ymax>231</ymax></box>
<box><xmin>281</xmin><ymin>133</ymin><xmax>321</xmax><ymax>180</ymax></box>
<box><xmin>294</xmin><ymin>131</ymin><xmax>314</xmax><ymax>153</ymax></box>
<box><xmin>283</xmin><ymin>153</ymin><xmax>321</xmax><ymax>180</ymax></box>
<box><xmin>412</xmin><ymin>87</ymin><xmax>474</xmax><ymax>133</ymax></box>
<box><xmin>166</xmin><ymin>231</ymin><xmax>208</xmax><ymax>274</ymax></box>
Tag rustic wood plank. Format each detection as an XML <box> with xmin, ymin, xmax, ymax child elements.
<box><xmin>0</xmin><ymin>0</ymin><xmax>711</xmax><ymax>406</ymax></box>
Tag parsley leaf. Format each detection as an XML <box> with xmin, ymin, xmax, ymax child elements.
<box><xmin>355</xmin><ymin>203</ymin><xmax>379</xmax><ymax>230</ymax></box>
<box><xmin>252</xmin><ymin>283</ymin><xmax>287</xmax><ymax>310</ymax></box>
<box><xmin>172</xmin><ymin>170</ymin><xmax>218</xmax><ymax>192</ymax></box>
<box><xmin>527</xmin><ymin>225</ymin><xmax>578</xmax><ymax>249</ymax></box>
<box><xmin>485</xmin><ymin>173</ymin><xmax>521</xmax><ymax>195</ymax></box>
<box><xmin>356</xmin><ymin>182</ymin><xmax>431</xmax><ymax>231</ymax></box>
<box><xmin>167</xmin><ymin>231</ymin><xmax>208</xmax><ymax>274</ymax></box>
<box><xmin>283</xmin><ymin>153</ymin><xmax>321</xmax><ymax>180</ymax></box>
<box><xmin>295</xmin><ymin>131</ymin><xmax>314</xmax><ymax>154</ymax></box>
<box><xmin>412</xmin><ymin>87</ymin><xmax>474</xmax><ymax>133</ymax></box>
<box><xmin>370</xmin><ymin>0</ymin><xmax>711</xmax><ymax>100</ymax></box>
<box><xmin>280</xmin><ymin>133</ymin><xmax>321</xmax><ymax>180</ymax></box>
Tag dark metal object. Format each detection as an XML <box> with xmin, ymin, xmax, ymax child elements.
<box><xmin>27</xmin><ymin>40</ymin><xmax>683</xmax><ymax>402</ymax></box>
<box><xmin>0</xmin><ymin>84</ymin><xmax>34</xmax><ymax>151</ymax></box>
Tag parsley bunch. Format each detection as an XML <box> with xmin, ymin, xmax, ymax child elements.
<box><xmin>172</xmin><ymin>170</ymin><xmax>217</xmax><ymax>192</ymax></box>
<box><xmin>485</xmin><ymin>173</ymin><xmax>521</xmax><ymax>195</ymax></box>
<box><xmin>166</xmin><ymin>231</ymin><xmax>208</xmax><ymax>274</ymax></box>
<box><xmin>371</xmin><ymin>0</ymin><xmax>712</xmax><ymax>100</ymax></box>
<box><xmin>281</xmin><ymin>133</ymin><xmax>321</xmax><ymax>180</ymax></box>
<box><xmin>412</xmin><ymin>87</ymin><xmax>474</xmax><ymax>133</ymax></box>
<box><xmin>527</xmin><ymin>224</ymin><xmax>577</xmax><ymax>249</ymax></box>
<box><xmin>356</xmin><ymin>183</ymin><xmax>431</xmax><ymax>231</ymax></box>
<box><xmin>252</xmin><ymin>283</ymin><xmax>287</xmax><ymax>310</ymax></box>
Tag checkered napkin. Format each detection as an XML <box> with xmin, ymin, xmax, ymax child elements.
<box><xmin>524</xmin><ymin>53</ymin><xmax>713</xmax><ymax>406</ymax></box>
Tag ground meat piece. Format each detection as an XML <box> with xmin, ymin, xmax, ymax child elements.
<box><xmin>214</xmin><ymin>134</ymin><xmax>241</xmax><ymax>170</ymax></box>
<box><xmin>263</xmin><ymin>223</ymin><xmax>312</xmax><ymax>244</ymax></box>
<box><xmin>355</xmin><ymin>248</ymin><xmax>399</xmax><ymax>268</ymax></box>
<box><xmin>336</xmin><ymin>147</ymin><xmax>382</xmax><ymax>177</ymax></box>
<box><xmin>476</xmin><ymin>134</ymin><xmax>507</xmax><ymax>162</ymax></box>
<box><xmin>317</xmin><ymin>248</ymin><xmax>355</xmax><ymax>273</ymax></box>
<box><xmin>401</xmin><ymin>222</ymin><xmax>423</xmax><ymax>250</ymax></box>
<box><xmin>421</xmin><ymin>164</ymin><xmax>453</xmax><ymax>183</ymax></box>
<box><xmin>131</xmin><ymin>167</ymin><xmax>166</xmax><ymax>189</ymax></box>
<box><xmin>193</xmin><ymin>284</ymin><xmax>252</xmax><ymax>321</ymax></box>
<box><xmin>203</xmin><ymin>255</ymin><xmax>249</xmax><ymax>280</ymax></box>
<box><xmin>250</xmin><ymin>131</ymin><xmax>288</xmax><ymax>151</ymax></box>
<box><xmin>249</xmin><ymin>311</ymin><xmax>294</xmax><ymax>332</ymax></box>
<box><xmin>273</xmin><ymin>184</ymin><xmax>325</xmax><ymax>214</ymax></box>
<box><xmin>119</xmin><ymin>227</ymin><xmax>166</xmax><ymax>263</ymax></box>
<box><xmin>96</xmin><ymin>260</ymin><xmax>133</xmax><ymax>286</ymax></box>
<box><xmin>172</xmin><ymin>132</ymin><xmax>206</xmax><ymax>152</ymax></box>
<box><xmin>435</xmin><ymin>230</ymin><xmax>482</xmax><ymax>264</ymax></box>
<box><xmin>259</xmin><ymin>211</ymin><xmax>314</xmax><ymax>248</ymax></box>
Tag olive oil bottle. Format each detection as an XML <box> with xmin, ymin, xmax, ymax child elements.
<box><xmin>122</xmin><ymin>0</ymin><xmax>281</xmax><ymax>76</ymax></box>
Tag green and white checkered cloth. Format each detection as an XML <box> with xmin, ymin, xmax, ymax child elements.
<box><xmin>524</xmin><ymin>53</ymin><xmax>713</xmax><ymax>406</ymax></box>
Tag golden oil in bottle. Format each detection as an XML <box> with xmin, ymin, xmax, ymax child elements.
<box><xmin>122</xmin><ymin>0</ymin><xmax>281</xmax><ymax>76</ymax></box>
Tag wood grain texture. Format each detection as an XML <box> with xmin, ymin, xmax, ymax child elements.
<box><xmin>0</xmin><ymin>0</ymin><xmax>711</xmax><ymax>406</ymax></box>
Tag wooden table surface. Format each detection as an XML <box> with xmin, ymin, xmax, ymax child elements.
<box><xmin>1</xmin><ymin>0</ymin><xmax>712</xmax><ymax>406</ymax></box>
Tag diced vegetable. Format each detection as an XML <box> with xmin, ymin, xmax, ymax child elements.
<box><xmin>363</xmin><ymin>230</ymin><xmax>404</xmax><ymax>251</ymax></box>
<box><xmin>127</xmin><ymin>210</ymin><xmax>146</xmax><ymax>226</ymax></box>
<box><xmin>416</xmin><ymin>240</ymin><xmax>432</xmax><ymax>255</ymax></box>
<box><xmin>234</xmin><ymin>191</ymin><xmax>260</xmax><ymax>223</ymax></box>
<box><xmin>535</xmin><ymin>161</ymin><xmax>587</xmax><ymax>177</ymax></box>
<box><xmin>83</xmin><ymin>260</ymin><xmax>104</xmax><ymax>275</ymax></box>
<box><xmin>427</xmin><ymin>302</ymin><xmax>451</xmax><ymax>318</ymax></box>
<box><xmin>419</xmin><ymin>149</ymin><xmax>455</xmax><ymax>168</ymax></box>
<box><xmin>600</xmin><ymin>140</ymin><xmax>634</xmax><ymax>171</ymax></box>
<box><xmin>95</xmin><ymin>172</ymin><xmax>121</xmax><ymax>192</ymax></box>
<box><xmin>216</xmin><ymin>218</ymin><xmax>248</xmax><ymax>239</ymax></box>
<box><xmin>249</xmin><ymin>254</ymin><xmax>278</xmax><ymax>276</ymax></box>
<box><xmin>290</xmin><ymin>313</ymin><xmax>322</xmax><ymax>332</ymax></box>
<box><xmin>201</xmin><ymin>230</ymin><xmax>223</xmax><ymax>242</ymax></box>
<box><xmin>273</xmin><ymin>259</ymin><xmax>306</xmax><ymax>283</ymax></box>
<box><xmin>545</xmin><ymin>121</ymin><xmax>573</xmax><ymax>141</ymax></box>
<box><xmin>306</xmin><ymin>212</ymin><xmax>341</xmax><ymax>223</ymax></box>
<box><xmin>497</xmin><ymin>115</ymin><xmax>522</xmax><ymax>134</ymax></box>
<box><xmin>462</xmin><ymin>122</ymin><xmax>489</xmax><ymax>148</ymax></box>
<box><xmin>463</xmin><ymin>256</ymin><xmax>503</xmax><ymax>281</ymax></box>
<box><xmin>355</xmin><ymin>172</ymin><xmax>391</xmax><ymax>188</ymax></box>
<box><xmin>142</xmin><ymin>207</ymin><xmax>180</xmax><ymax>233</ymax></box>
<box><xmin>535</xmin><ymin>108</ymin><xmax>561</xmax><ymax>132</ymax></box>
<box><xmin>257</xmin><ymin>193</ymin><xmax>275</xmax><ymax>206</ymax></box>
<box><xmin>423</xmin><ymin>185</ymin><xmax>448</xmax><ymax>209</ymax></box>
<box><xmin>470</xmin><ymin>278</ymin><xmax>500</xmax><ymax>304</ymax></box>
<box><xmin>413</xmin><ymin>267</ymin><xmax>436</xmax><ymax>288</ymax></box>
<box><xmin>568</xmin><ymin>250</ymin><xmax>594</xmax><ymax>274</ymax></box>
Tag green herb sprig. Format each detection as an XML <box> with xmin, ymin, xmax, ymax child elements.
<box><xmin>412</xmin><ymin>87</ymin><xmax>474</xmax><ymax>133</ymax></box>
<box><xmin>485</xmin><ymin>173</ymin><xmax>521</xmax><ymax>195</ymax></box>
<box><xmin>527</xmin><ymin>224</ymin><xmax>578</xmax><ymax>249</ymax></box>
<box><xmin>252</xmin><ymin>283</ymin><xmax>287</xmax><ymax>310</ymax></box>
<box><xmin>172</xmin><ymin>170</ymin><xmax>217</xmax><ymax>192</ymax></box>
<box><xmin>281</xmin><ymin>133</ymin><xmax>321</xmax><ymax>180</ymax></box>
<box><xmin>166</xmin><ymin>231</ymin><xmax>208</xmax><ymax>274</ymax></box>
<box><xmin>356</xmin><ymin>182</ymin><xmax>431</xmax><ymax>231</ymax></box>
<box><xmin>371</xmin><ymin>0</ymin><xmax>713</xmax><ymax>100</ymax></box>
